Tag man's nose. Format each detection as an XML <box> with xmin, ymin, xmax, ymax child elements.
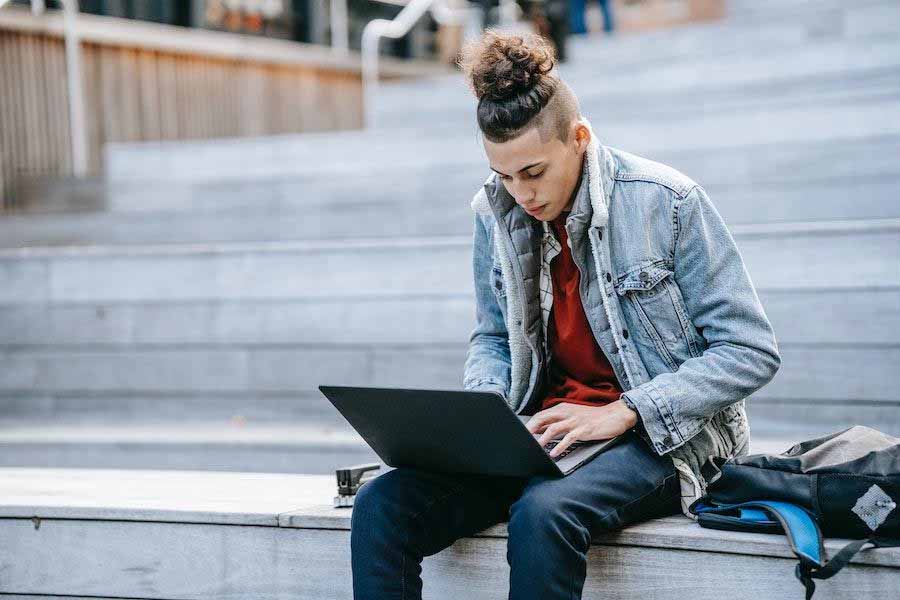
<box><xmin>506</xmin><ymin>180</ymin><xmax>535</xmax><ymax>205</ymax></box>
<box><xmin>516</xmin><ymin>193</ymin><xmax>537</xmax><ymax>207</ymax></box>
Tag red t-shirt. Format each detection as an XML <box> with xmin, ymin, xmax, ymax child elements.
<box><xmin>541</xmin><ymin>211</ymin><xmax>624</xmax><ymax>411</ymax></box>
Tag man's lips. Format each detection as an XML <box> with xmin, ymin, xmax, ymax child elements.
<box><xmin>524</xmin><ymin>204</ymin><xmax>546</xmax><ymax>215</ymax></box>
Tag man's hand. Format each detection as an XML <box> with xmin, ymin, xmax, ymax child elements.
<box><xmin>525</xmin><ymin>400</ymin><xmax>639</xmax><ymax>458</ymax></box>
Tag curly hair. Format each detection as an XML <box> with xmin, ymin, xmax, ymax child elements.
<box><xmin>458</xmin><ymin>29</ymin><xmax>578</xmax><ymax>144</ymax></box>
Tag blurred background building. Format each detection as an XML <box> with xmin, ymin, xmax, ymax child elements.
<box><xmin>0</xmin><ymin>0</ymin><xmax>898</xmax><ymax>482</ymax></box>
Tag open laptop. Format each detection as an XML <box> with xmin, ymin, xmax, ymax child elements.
<box><xmin>318</xmin><ymin>385</ymin><xmax>624</xmax><ymax>478</ymax></box>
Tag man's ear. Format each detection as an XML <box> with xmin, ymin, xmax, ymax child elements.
<box><xmin>573</xmin><ymin>120</ymin><xmax>591</xmax><ymax>154</ymax></box>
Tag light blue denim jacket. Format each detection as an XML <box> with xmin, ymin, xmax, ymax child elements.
<box><xmin>462</xmin><ymin>119</ymin><xmax>782</xmax><ymax>517</ymax></box>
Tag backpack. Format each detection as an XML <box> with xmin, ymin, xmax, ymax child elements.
<box><xmin>688</xmin><ymin>425</ymin><xmax>899</xmax><ymax>599</ymax></box>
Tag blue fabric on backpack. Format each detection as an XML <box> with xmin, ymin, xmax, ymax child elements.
<box><xmin>739</xmin><ymin>507</ymin><xmax>774</xmax><ymax>523</ymax></box>
<box><xmin>692</xmin><ymin>499</ymin><xmax>825</xmax><ymax>567</ymax></box>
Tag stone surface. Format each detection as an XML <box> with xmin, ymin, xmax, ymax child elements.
<box><xmin>1</xmin><ymin>466</ymin><xmax>899</xmax><ymax>599</ymax></box>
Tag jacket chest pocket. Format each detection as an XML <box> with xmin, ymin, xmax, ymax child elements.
<box><xmin>614</xmin><ymin>263</ymin><xmax>697</xmax><ymax>370</ymax></box>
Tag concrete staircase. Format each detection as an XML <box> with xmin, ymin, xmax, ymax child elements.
<box><xmin>2</xmin><ymin>1</ymin><xmax>900</xmax><ymax>597</ymax></box>
<box><xmin>0</xmin><ymin>0</ymin><xmax>898</xmax><ymax>488</ymax></box>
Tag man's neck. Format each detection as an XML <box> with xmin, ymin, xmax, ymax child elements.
<box><xmin>564</xmin><ymin>154</ymin><xmax>586</xmax><ymax>212</ymax></box>
<box><xmin>551</xmin><ymin>208</ymin><xmax>571</xmax><ymax>234</ymax></box>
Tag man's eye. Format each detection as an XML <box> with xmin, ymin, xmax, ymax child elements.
<box><xmin>529</xmin><ymin>171</ymin><xmax>544</xmax><ymax>179</ymax></box>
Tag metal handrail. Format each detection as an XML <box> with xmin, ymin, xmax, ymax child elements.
<box><xmin>361</xmin><ymin>0</ymin><xmax>519</xmax><ymax>129</ymax></box>
<box><xmin>331</xmin><ymin>0</ymin><xmax>349</xmax><ymax>54</ymax></box>
<box><xmin>0</xmin><ymin>0</ymin><xmax>87</xmax><ymax>178</ymax></box>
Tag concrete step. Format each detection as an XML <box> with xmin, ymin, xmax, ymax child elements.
<box><xmin>575</xmin><ymin>0</ymin><xmax>898</xmax><ymax>64</ymax></box>
<box><xmin>567</xmin><ymin>36</ymin><xmax>900</xmax><ymax>94</ymax></box>
<box><xmin>0</xmin><ymin>402</ymin><xmax>895</xmax><ymax>474</ymax></box>
<box><xmin>0</xmin><ymin>391</ymin><xmax>350</xmax><ymax>424</ymax></box>
<box><xmin>0</xmin><ymin>283</ymin><xmax>898</xmax><ymax>384</ymax></box>
<box><xmin>375</xmin><ymin>37</ymin><xmax>900</xmax><ymax>128</ymax></box>
<box><xmin>0</xmin><ymin>345</ymin><xmax>896</xmax><ymax>436</ymax></box>
<box><xmin>0</xmin><ymin>340</ymin><xmax>896</xmax><ymax>415</ymax></box>
<box><xmin>0</xmin><ymin>422</ymin><xmax>378</xmax><ymax>475</ymax></box>
<box><xmin>726</xmin><ymin>0</ymin><xmax>895</xmax><ymax>25</ymax></box>
<box><xmin>584</xmin><ymin>1</ymin><xmax>897</xmax><ymax>45</ymax></box>
<box><xmin>3</xmin><ymin>175</ymin><xmax>898</xmax><ymax>247</ymax></box>
<box><xmin>1</xmin><ymin>218</ymin><xmax>896</xmax><ymax>304</ymax></box>
<box><xmin>9</xmin><ymin>132</ymin><xmax>900</xmax><ymax>223</ymax></box>
<box><xmin>2</xmin><ymin>467</ymin><xmax>898</xmax><ymax>599</ymax></box>
<box><xmin>380</xmin><ymin>67</ymin><xmax>900</xmax><ymax>131</ymax></box>
<box><xmin>0</xmin><ymin>342</ymin><xmax>897</xmax><ymax>412</ymax></box>
<box><xmin>89</xmin><ymin>135</ymin><xmax>900</xmax><ymax>214</ymax></box>
<box><xmin>104</xmin><ymin>97</ymin><xmax>900</xmax><ymax>184</ymax></box>
<box><xmin>1</xmin><ymin>284</ymin><xmax>896</xmax><ymax>348</ymax></box>
<box><xmin>89</xmin><ymin>136</ymin><xmax>900</xmax><ymax>217</ymax></box>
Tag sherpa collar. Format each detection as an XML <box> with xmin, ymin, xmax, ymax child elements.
<box><xmin>470</xmin><ymin>118</ymin><xmax>615</xmax><ymax>229</ymax></box>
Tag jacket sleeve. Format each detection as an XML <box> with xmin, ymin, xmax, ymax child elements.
<box><xmin>462</xmin><ymin>213</ymin><xmax>512</xmax><ymax>398</ymax></box>
<box><xmin>620</xmin><ymin>184</ymin><xmax>782</xmax><ymax>455</ymax></box>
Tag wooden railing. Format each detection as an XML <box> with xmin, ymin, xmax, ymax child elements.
<box><xmin>0</xmin><ymin>6</ymin><xmax>431</xmax><ymax>210</ymax></box>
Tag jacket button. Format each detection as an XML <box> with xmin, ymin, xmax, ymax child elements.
<box><xmin>663</xmin><ymin>435</ymin><xmax>673</xmax><ymax>446</ymax></box>
<box><xmin>606</xmin><ymin>272</ymin><xmax>612</xmax><ymax>282</ymax></box>
<box><xmin>639</xmin><ymin>271</ymin><xmax>649</xmax><ymax>282</ymax></box>
<box><xmin>622</xmin><ymin>328</ymin><xmax>629</xmax><ymax>339</ymax></box>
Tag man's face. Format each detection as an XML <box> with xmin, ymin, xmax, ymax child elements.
<box><xmin>483</xmin><ymin>122</ymin><xmax>589</xmax><ymax>222</ymax></box>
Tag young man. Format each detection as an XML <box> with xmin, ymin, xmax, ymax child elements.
<box><xmin>350</xmin><ymin>30</ymin><xmax>781</xmax><ymax>600</ymax></box>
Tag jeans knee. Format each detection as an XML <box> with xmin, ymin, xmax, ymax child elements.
<box><xmin>508</xmin><ymin>487</ymin><xmax>590</xmax><ymax>549</ymax></box>
<box><xmin>351</xmin><ymin>469</ymin><xmax>429</xmax><ymax>544</ymax></box>
<box><xmin>350</xmin><ymin>479</ymin><xmax>371</xmax><ymax>520</ymax></box>
<box><xmin>350</xmin><ymin>473</ymin><xmax>400</xmax><ymax>543</ymax></box>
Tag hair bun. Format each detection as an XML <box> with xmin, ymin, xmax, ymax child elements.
<box><xmin>460</xmin><ymin>30</ymin><xmax>556</xmax><ymax>102</ymax></box>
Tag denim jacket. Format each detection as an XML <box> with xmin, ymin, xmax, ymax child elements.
<box><xmin>462</xmin><ymin>119</ymin><xmax>782</xmax><ymax>517</ymax></box>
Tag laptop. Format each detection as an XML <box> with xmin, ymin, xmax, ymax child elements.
<box><xmin>318</xmin><ymin>385</ymin><xmax>624</xmax><ymax>478</ymax></box>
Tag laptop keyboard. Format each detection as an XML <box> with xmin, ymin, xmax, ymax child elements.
<box><xmin>543</xmin><ymin>439</ymin><xmax>590</xmax><ymax>461</ymax></box>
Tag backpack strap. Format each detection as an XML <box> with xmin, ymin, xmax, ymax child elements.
<box><xmin>691</xmin><ymin>498</ymin><xmax>900</xmax><ymax>599</ymax></box>
<box><xmin>691</xmin><ymin>499</ymin><xmax>825</xmax><ymax>567</ymax></box>
<box><xmin>797</xmin><ymin>535</ymin><xmax>900</xmax><ymax>599</ymax></box>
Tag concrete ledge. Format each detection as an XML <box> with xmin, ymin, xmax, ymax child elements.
<box><xmin>1</xmin><ymin>468</ymin><xmax>899</xmax><ymax>599</ymax></box>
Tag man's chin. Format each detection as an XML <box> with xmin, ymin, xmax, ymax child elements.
<box><xmin>537</xmin><ymin>207</ymin><xmax>559</xmax><ymax>221</ymax></box>
<box><xmin>525</xmin><ymin>204</ymin><xmax>553</xmax><ymax>219</ymax></box>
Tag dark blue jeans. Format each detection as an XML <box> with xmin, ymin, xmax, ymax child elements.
<box><xmin>570</xmin><ymin>0</ymin><xmax>615</xmax><ymax>34</ymax></box>
<box><xmin>350</xmin><ymin>429</ymin><xmax>681</xmax><ymax>599</ymax></box>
